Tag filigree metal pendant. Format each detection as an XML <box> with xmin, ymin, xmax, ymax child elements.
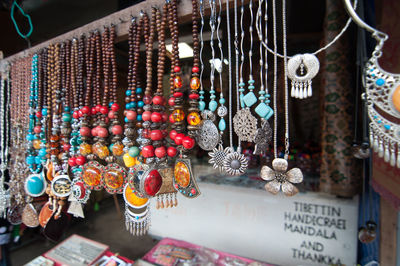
<box><xmin>260</xmin><ymin>158</ymin><xmax>303</xmax><ymax>196</ymax></box>
<box><xmin>254</xmin><ymin>119</ymin><xmax>272</xmax><ymax>155</ymax></box>
<box><xmin>196</xmin><ymin>119</ymin><xmax>220</xmax><ymax>151</ymax></box>
<box><xmin>70</xmin><ymin>178</ymin><xmax>91</xmax><ymax>204</ymax></box>
<box><xmin>233</xmin><ymin>108</ymin><xmax>257</xmax><ymax>142</ymax></box>
<box><xmin>222</xmin><ymin>148</ymin><xmax>248</xmax><ymax>176</ymax></box>
<box><xmin>102</xmin><ymin>163</ymin><xmax>127</xmax><ymax>194</ymax></box>
<box><xmin>288</xmin><ymin>53</ymin><xmax>320</xmax><ymax>99</ymax></box>
<box><xmin>208</xmin><ymin>144</ymin><xmax>230</xmax><ymax>172</ymax></box>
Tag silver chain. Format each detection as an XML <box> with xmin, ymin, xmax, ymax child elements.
<box><xmin>257</xmin><ymin>0</ymin><xmax>264</xmax><ymax>94</ymax></box>
<box><xmin>217</xmin><ymin>0</ymin><xmax>224</xmax><ymax>100</ymax></box>
<box><xmin>239</xmin><ymin>0</ymin><xmax>245</xmax><ymax>91</ymax></box>
<box><xmin>264</xmin><ymin>0</ymin><xmax>268</xmax><ymax>94</ymax></box>
<box><xmin>234</xmin><ymin>0</ymin><xmax>239</xmax><ymax>114</ymax></box>
<box><xmin>282</xmin><ymin>0</ymin><xmax>289</xmax><ymax>158</ymax></box>
<box><xmin>272</xmin><ymin>0</ymin><xmax>277</xmax><ymax>158</ymax></box>
<box><xmin>248</xmin><ymin>0</ymin><xmax>253</xmax><ymax>80</ymax></box>
<box><xmin>226</xmin><ymin>0</ymin><xmax>233</xmax><ymax>148</ymax></box>
<box><xmin>209</xmin><ymin>0</ymin><xmax>216</xmax><ymax>92</ymax></box>
<box><xmin>199</xmin><ymin>0</ymin><xmax>205</xmax><ymax>96</ymax></box>
<box><xmin>256</xmin><ymin>0</ymin><xmax>358</xmax><ymax>59</ymax></box>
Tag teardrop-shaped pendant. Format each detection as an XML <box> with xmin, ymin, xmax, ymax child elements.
<box><xmin>390</xmin><ymin>149</ymin><xmax>396</xmax><ymax>167</ymax></box>
<box><xmin>378</xmin><ymin>140</ymin><xmax>384</xmax><ymax>158</ymax></box>
<box><xmin>397</xmin><ymin>151</ymin><xmax>400</xmax><ymax>168</ymax></box>
<box><xmin>384</xmin><ymin>144</ymin><xmax>390</xmax><ymax>162</ymax></box>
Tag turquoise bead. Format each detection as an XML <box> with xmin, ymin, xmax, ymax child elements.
<box><xmin>209</xmin><ymin>100</ymin><xmax>218</xmax><ymax>112</ymax></box>
<box><xmin>77</xmin><ymin>136</ymin><xmax>83</xmax><ymax>145</ymax></box>
<box><xmin>136</xmin><ymin>87</ymin><xmax>143</xmax><ymax>94</ymax></box>
<box><xmin>240</xmin><ymin>94</ymin><xmax>245</xmax><ymax>108</ymax></box>
<box><xmin>243</xmin><ymin>91</ymin><xmax>257</xmax><ymax>107</ymax></box>
<box><xmin>255</xmin><ymin>102</ymin><xmax>274</xmax><ymax>120</ymax></box>
<box><xmin>384</xmin><ymin>124</ymin><xmax>391</xmax><ymax>130</ymax></box>
<box><xmin>137</xmin><ymin>114</ymin><xmax>142</xmax><ymax>121</ymax></box>
<box><xmin>35</xmin><ymin>156</ymin><xmax>41</xmax><ymax>164</ymax></box>
<box><xmin>248</xmin><ymin>79</ymin><xmax>255</xmax><ymax>84</ymax></box>
<box><xmin>26</xmin><ymin>156</ymin><xmax>35</xmax><ymax>165</ymax></box>
<box><xmin>219</xmin><ymin>98</ymin><xmax>225</xmax><ymax>104</ymax></box>
<box><xmin>62</xmin><ymin>113</ymin><xmax>72</xmax><ymax>122</ymax></box>
<box><xmin>26</xmin><ymin>134</ymin><xmax>35</xmax><ymax>141</ymax></box>
<box><xmin>248</xmin><ymin>85</ymin><xmax>255</xmax><ymax>90</ymax></box>
<box><xmin>38</xmin><ymin>148</ymin><xmax>47</xmax><ymax>157</ymax></box>
<box><xmin>239</xmin><ymin>82</ymin><xmax>245</xmax><ymax>87</ymax></box>
<box><xmin>259</xmin><ymin>91</ymin><xmax>266</xmax><ymax>95</ymax></box>
<box><xmin>218</xmin><ymin>118</ymin><xmax>226</xmax><ymax>131</ymax></box>
<box><xmin>375</xmin><ymin>78</ymin><xmax>385</xmax><ymax>86</ymax></box>
<box><xmin>25</xmin><ymin>174</ymin><xmax>45</xmax><ymax>196</ymax></box>
<box><xmin>129</xmin><ymin>146</ymin><xmax>140</xmax><ymax>157</ymax></box>
<box><xmin>199</xmin><ymin>101</ymin><xmax>206</xmax><ymax>111</ymax></box>
<box><xmin>126</xmin><ymin>90</ymin><xmax>132</xmax><ymax>96</ymax></box>
<box><xmin>137</xmin><ymin>101</ymin><xmax>144</xmax><ymax>108</ymax></box>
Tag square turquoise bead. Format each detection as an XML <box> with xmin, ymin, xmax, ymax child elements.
<box><xmin>255</xmin><ymin>102</ymin><xmax>273</xmax><ymax>119</ymax></box>
<box><xmin>243</xmin><ymin>91</ymin><xmax>257</xmax><ymax>107</ymax></box>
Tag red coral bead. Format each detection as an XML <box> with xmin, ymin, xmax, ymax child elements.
<box><xmin>192</xmin><ymin>66</ymin><xmax>200</xmax><ymax>73</ymax></box>
<box><xmin>73</xmin><ymin>111</ymin><xmax>79</xmax><ymax>119</ymax></box>
<box><xmin>95</xmin><ymin>104</ymin><xmax>101</xmax><ymax>112</ymax></box>
<box><xmin>112</xmin><ymin>125</ymin><xmax>123</xmax><ymax>135</ymax></box>
<box><xmin>174</xmin><ymin>66</ymin><xmax>181</xmax><ymax>73</ymax></box>
<box><xmin>111</xmin><ymin>103</ymin><xmax>120</xmax><ymax>112</ymax></box>
<box><xmin>152</xmin><ymin>96</ymin><xmax>164</xmax><ymax>105</ymax></box>
<box><xmin>155</xmin><ymin>146</ymin><xmax>167</xmax><ymax>158</ymax></box>
<box><xmin>142</xmin><ymin>145</ymin><xmax>155</xmax><ymax>158</ymax></box>
<box><xmin>182</xmin><ymin>136</ymin><xmax>195</xmax><ymax>149</ymax></box>
<box><xmin>173</xmin><ymin>92</ymin><xmax>183</xmax><ymax>98</ymax></box>
<box><xmin>100</xmin><ymin>106</ymin><xmax>109</xmax><ymax>115</ymax></box>
<box><xmin>80</xmin><ymin>127</ymin><xmax>91</xmax><ymax>137</ymax></box>
<box><xmin>36</xmin><ymin>111</ymin><xmax>42</xmax><ymax>118</ymax></box>
<box><xmin>162</xmin><ymin>113</ymin><xmax>168</xmax><ymax>122</ymax></box>
<box><xmin>143</xmin><ymin>96</ymin><xmax>152</xmax><ymax>105</ymax></box>
<box><xmin>78</xmin><ymin>110</ymin><xmax>83</xmax><ymax>117</ymax></box>
<box><xmin>167</xmin><ymin>147</ymin><xmax>177</xmax><ymax>157</ymax></box>
<box><xmin>169</xmin><ymin>130</ymin><xmax>177</xmax><ymax>140</ymax></box>
<box><xmin>151</xmin><ymin>112</ymin><xmax>162</xmax><ymax>123</ymax></box>
<box><xmin>34</xmin><ymin>126</ymin><xmax>42</xmax><ymax>134</ymax></box>
<box><xmin>168</xmin><ymin>97</ymin><xmax>175</xmax><ymax>106</ymax></box>
<box><xmin>81</xmin><ymin>106</ymin><xmax>90</xmax><ymax>114</ymax></box>
<box><xmin>63</xmin><ymin>143</ymin><xmax>71</xmax><ymax>151</ymax></box>
<box><xmin>97</xmin><ymin>127</ymin><xmax>109</xmax><ymax>138</ymax></box>
<box><xmin>150</xmin><ymin>130</ymin><xmax>163</xmax><ymax>141</ymax></box>
<box><xmin>68</xmin><ymin>157</ymin><xmax>77</xmax><ymax>167</ymax></box>
<box><xmin>189</xmin><ymin>94</ymin><xmax>200</xmax><ymax>100</ymax></box>
<box><xmin>76</xmin><ymin>155</ymin><xmax>86</xmax><ymax>166</ymax></box>
<box><xmin>91</xmin><ymin>107</ymin><xmax>97</xmax><ymax>115</ymax></box>
<box><xmin>142</xmin><ymin>111</ymin><xmax>152</xmax><ymax>121</ymax></box>
<box><xmin>108</xmin><ymin>110</ymin><xmax>116</xmax><ymax>119</ymax></box>
<box><xmin>174</xmin><ymin>133</ymin><xmax>185</xmax><ymax>145</ymax></box>
<box><xmin>126</xmin><ymin>110</ymin><xmax>137</xmax><ymax>121</ymax></box>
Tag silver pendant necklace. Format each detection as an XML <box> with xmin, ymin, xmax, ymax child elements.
<box><xmin>255</xmin><ymin>0</ymin><xmax>358</xmax><ymax>99</ymax></box>
<box><xmin>197</xmin><ymin>0</ymin><xmax>220</xmax><ymax>152</ymax></box>
<box><xmin>222</xmin><ymin>0</ymin><xmax>248</xmax><ymax>176</ymax></box>
<box><xmin>260</xmin><ymin>0</ymin><xmax>303</xmax><ymax>196</ymax></box>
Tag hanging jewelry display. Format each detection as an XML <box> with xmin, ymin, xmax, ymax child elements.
<box><xmin>260</xmin><ymin>0</ymin><xmax>303</xmax><ymax>196</ymax></box>
<box><xmin>196</xmin><ymin>0</ymin><xmax>220</xmax><ymax>152</ymax></box>
<box><xmin>0</xmin><ymin>62</ymin><xmax>11</xmax><ymax>217</ymax></box>
<box><xmin>255</xmin><ymin>0</ymin><xmax>357</xmax><ymax>100</ymax></box>
<box><xmin>222</xmin><ymin>0</ymin><xmax>248</xmax><ymax>176</ymax></box>
<box><xmin>233</xmin><ymin>0</ymin><xmax>258</xmax><ymax>143</ymax></box>
<box><xmin>343</xmin><ymin>0</ymin><xmax>400</xmax><ymax>168</ymax></box>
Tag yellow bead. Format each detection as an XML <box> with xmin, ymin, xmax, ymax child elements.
<box><xmin>123</xmin><ymin>153</ymin><xmax>136</xmax><ymax>168</ymax></box>
<box><xmin>33</xmin><ymin>139</ymin><xmax>41</xmax><ymax>150</ymax></box>
<box><xmin>125</xmin><ymin>185</ymin><xmax>148</xmax><ymax>207</ymax></box>
<box><xmin>393</xmin><ymin>85</ymin><xmax>400</xmax><ymax>112</ymax></box>
<box><xmin>112</xmin><ymin>142</ymin><xmax>124</xmax><ymax>156</ymax></box>
<box><xmin>190</xmin><ymin>76</ymin><xmax>200</xmax><ymax>90</ymax></box>
<box><xmin>79</xmin><ymin>143</ymin><xmax>92</xmax><ymax>156</ymax></box>
<box><xmin>187</xmin><ymin>112</ymin><xmax>201</xmax><ymax>126</ymax></box>
<box><xmin>93</xmin><ymin>143</ymin><xmax>109</xmax><ymax>159</ymax></box>
<box><xmin>171</xmin><ymin>109</ymin><xmax>185</xmax><ymax>122</ymax></box>
<box><xmin>174</xmin><ymin>75</ymin><xmax>183</xmax><ymax>88</ymax></box>
<box><xmin>174</xmin><ymin>161</ymin><xmax>190</xmax><ymax>188</ymax></box>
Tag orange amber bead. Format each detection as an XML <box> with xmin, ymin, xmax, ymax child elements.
<box><xmin>33</xmin><ymin>139</ymin><xmax>41</xmax><ymax>150</ymax></box>
<box><xmin>94</xmin><ymin>143</ymin><xmax>109</xmax><ymax>159</ymax></box>
<box><xmin>190</xmin><ymin>77</ymin><xmax>200</xmax><ymax>90</ymax></box>
<box><xmin>125</xmin><ymin>185</ymin><xmax>148</xmax><ymax>207</ymax></box>
<box><xmin>174</xmin><ymin>75</ymin><xmax>183</xmax><ymax>89</ymax></box>
<box><xmin>79</xmin><ymin>143</ymin><xmax>92</xmax><ymax>156</ymax></box>
<box><xmin>104</xmin><ymin>169</ymin><xmax>124</xmax><ymax>190</ymax></box>
<box><xmin>82</xmin><ymin>166</ymin><xmax>102</xmax><ymax>187</ymax></box>
<box><xmin>187</xmin><ymin>112</ymin><xmax>201</xmax><ymax>126</ymax></box>
<box><xmin>171</xmin><ymin>109</ymin><xmax>185</xmax><ymax>122</ymax></box>
<box><xmin>174</xmin><ymin>161</ymin><xmax>190</xmax><ymax>188</ymax></box>
<box><xmin>112</xmin><ymin>142</ymin><xmax>124</xmax><ymax>156</ymax></box>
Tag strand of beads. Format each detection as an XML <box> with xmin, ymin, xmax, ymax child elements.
<box><xmin>187</xmin><ymin>0</ymin><xmax>202</xmax><ymax>136</ymax></box>
<box><xmin>26</xmin><ymin>54</ymin><xmax>41</xmax><ymax>173</ymax></box>
<box><xmin>36</xmin><ymin>50</ymin><xmax>48</xmax><ymax>166</ymax></box>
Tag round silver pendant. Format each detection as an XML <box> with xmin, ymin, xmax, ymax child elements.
<box><xmin>233</xmin><ymin>108</ymin><xmax>258</xmax><ymax>142</ymax></box>
<box><xmin>51</xmin><ymin>174</ymin><xmax>72</xmax><ymax>198</ymax></box>
<box><xmin>196</xmin><ymin>120</ymin><xmax>220</xmax><ymax>151</ymax></box>
<box><xmin>217</xmin><ymin>105</ymin><xmax>228</xmax><ymax>117</ymax></box>
<box><xmin>208</xmin><ymin>144</ymin><xmax>230</xmax><ymax>172</ymax></box>
<box><xmin>223</xmin><ymin>149</ymin><xmax>248</xmax><ymax>176</ymax></box>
